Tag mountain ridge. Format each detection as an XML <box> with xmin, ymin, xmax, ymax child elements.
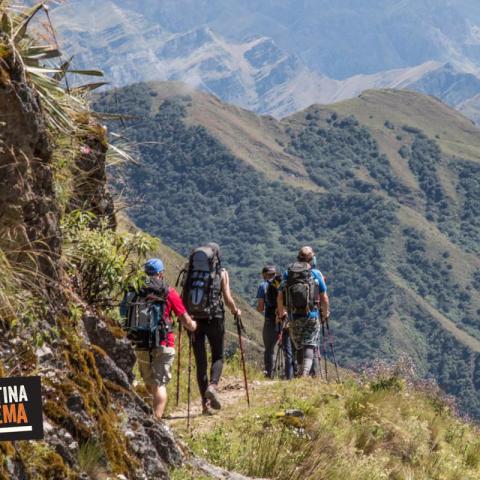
<box><xmin>54</xmin><ymin>1</ymin><xmax>480</xmax><ymax>120</ymax></box>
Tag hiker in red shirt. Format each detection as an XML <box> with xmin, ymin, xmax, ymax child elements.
<box><xmin>122</xmin><ymin>258</ymin><xmax>196</xmax><ymax>419</ymax></box>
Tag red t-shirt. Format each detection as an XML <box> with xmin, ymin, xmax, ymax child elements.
<box><xmin>162</xmin><ymin>287</ymin><xmax>186</xmax><ymax>347</ymax></box>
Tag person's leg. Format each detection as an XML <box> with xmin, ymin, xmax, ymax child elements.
<box><xmin>301</xmin><ymin>346</ymin><xmax>315</xmax><ymax>376</ymax></box>
<box><xmin>282</xmin><ymin>330</ymin><xmax>294</xmax><ymax>380</ymax></box>
<box><xmin>311</xmin><ymin>348</ymin><xmax>319</xmax><ymax>377</ymax></box>
<box><xmin>206</xmin><ymin>319</ymin><xmax>225</xmax><ymax>386</ymax></box>
<box><xmin>295</xmin><ymin>346</ymin><xmax>304</xmax><ymax>377</ymax></box>
<box><xmin>150</xmin><ymin>385</ymin><xmax>168</xmax><ymax>419</ymax></box>
<box><xmin>191</xmin><ymin>325</ymin><xmax>209</xmax><ymax>400</ymax></box>
<box><xmin>288</xmin><ymin>317</ymin><xmax>305</xmax><ymax>378</ymax></box>
<box><xmin>203</xmin><ymin>319</ymin><xmax>225</xmax><ymax>410</ymax></box>
<box><xmin>299</xmin><ymin>316</ymin><xmax>320</xmax><ymax>376</ymax></box>
<box><xmin>137</xmin><ymin>347</ymin><xmax>174</xmax><ymax>420</ymax></box>
<box><xmin>263</xmin><ymin>318</ymin><xmax>277</xmax><ymax>377</ymax></box>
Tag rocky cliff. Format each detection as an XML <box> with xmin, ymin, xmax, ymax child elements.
<box><xmin>0</xmin><ymin>5</ymin><xmax>182</xmax><ymax>478</ymax></box>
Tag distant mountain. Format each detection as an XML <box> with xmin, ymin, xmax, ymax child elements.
<box><xmin>95</xmin><ymin>83</ymin><xmax>480</xmax><ymax>419</ymax></box>
<box><xmin>54</xmin><ymin>1</ymin><xmax>480</xmax><ymax>120</ymax></box>
<box><xmin>109</xmin><ymin>0</ymin><xmax>480</xmax><ymax>79</ymax></box>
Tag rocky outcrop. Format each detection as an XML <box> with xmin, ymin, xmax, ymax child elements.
<box><xmin>0</xmin><ymin>34</ymin><xmax>182</xmax><ymax>478</ymax></box>
<box><xmin>68</xmin><ymin>128</ymin><xmax>116</xmax><ymax>229</ymax></box>
<box><xmin>0</xmin><ymin>45</ymin><xmax>61</xmax><ymax>284</ymax></box>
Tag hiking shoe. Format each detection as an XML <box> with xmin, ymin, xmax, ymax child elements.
<box><xmin>202</xmin><ymin>401</ymin><xmax>215</xmax><ymax>416</ymax></box>
<box><xmin>205</xmin><ymin>384</ymin><xmax>222</xmax><ymax>410</ymax></box>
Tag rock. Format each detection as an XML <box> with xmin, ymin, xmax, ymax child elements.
<box><xmin>66</xmin><ymin>393</ymin><xmax>84</xmax><ymax>412</ymax></box>
<box><xmin>190</xmin><ymin>456</ymin><xmax>269</xmax><ymax>479</ymax></box>
<box><xmin>144</xmin><ymin>418</ymin><xmax>182</xmax><ymax>467</ymax></box>
<box><xmin>43</xmin><ymin>419</ymin><xmax>55</xmax><ymax>434</ymax></box>
<box><xmin>83</xmin><ymin>314</ymin><xmax>136</xmax><ymax>382</ymax></box>
<box><xmin>91</xmin><ymin>347</ymin><xmax>130</xmax><ymax>389</ymax></box>
<box><xmin>285</xmin><ymin>409</ymin><xmax>304</xmax><ymax>418</ymax></box>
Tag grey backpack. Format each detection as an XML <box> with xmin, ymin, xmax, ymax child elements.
<box><xmin>179</xmin><ymin>244</ymin><xmax>223</xmax><ymax>320</ymax></box>
<box><xmin>285</xmin><ymin>262</ymin><xmax>318</xmax><ymax>314</ymax></box>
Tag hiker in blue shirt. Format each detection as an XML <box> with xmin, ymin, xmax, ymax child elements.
<box><xmin>277</xmin><ymin>246</ymin><xmax>330</xmax><ymax>377</ymax></box>
<box><xmin>256</xmin><ymin>265</ymin><xmax>278</xmax><ymax>377</ymax></box>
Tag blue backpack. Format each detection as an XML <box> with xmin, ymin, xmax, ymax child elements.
<box><xmin>123</xmin><ymin>278</ymin><xmax>171</xmax><ymax>351</ymax></box>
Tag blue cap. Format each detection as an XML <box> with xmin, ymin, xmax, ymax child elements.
<box><xmin>144</xmin><ymin>258</ymin><xmax>164</xmax><ymax>275</ymax></box>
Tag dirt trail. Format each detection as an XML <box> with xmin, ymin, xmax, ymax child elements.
<box><xmin>165</xmin><ymin>377</ymin><xmax>268</xmax><ymax>434</ymax></box>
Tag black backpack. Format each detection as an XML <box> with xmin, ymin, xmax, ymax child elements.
<box><xmin>285</xmin><ymin>262</ymin><xmax>318</xmax><ymax>314</ymax></box>
<box><xmin>123</xmin><ymin>278</ymin><xmax>172</xmax><ymax>351</ymax></box>
<box><xmin>179</xmin><ymin>244</ymin><xmax>223</xmax><ymax>320</ymax></box>
<box><xmin>265</xmin><ymin>274</ymin><xmax>282</xmax><ymax>318</ymax></box>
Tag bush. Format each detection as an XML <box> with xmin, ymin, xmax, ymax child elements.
<box><xmin>62</xmin><ymin>210</ymin><xmax>159</xmax><ymax>305</ymax></box>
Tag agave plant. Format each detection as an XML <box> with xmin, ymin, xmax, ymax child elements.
<box><xmin>1</xmin><ymin>1</ymin><xmax>106</xmax><ymax>133</ymax></box>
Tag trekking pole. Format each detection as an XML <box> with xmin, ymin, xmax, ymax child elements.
<box><xmin>235</xmin><ymin>313</ymin><xmax>250</xmax><ymax>407</ymax></box>
<box><xmin>175</xmin><ymin>322</ymin><xmax>182</xmax><ymax>406</ymax></box>
<box><xmin>321</xmin><ymin>322</ymin><xmax>328</xmax><ymax>382</ymax></box>
<box><xmin>316</xmin><ymin>346</ymin><xmax>324</xmax><ymax>380</ymax></box>
<box><xmin>187</xmin><ymin>333</ymin><xmax>193</xmax><ymax>429</ymax></box>
<box><xmin>326</xmin><ymin>319</ymin><xmax>341</xmax><ymax>383</ymax></box>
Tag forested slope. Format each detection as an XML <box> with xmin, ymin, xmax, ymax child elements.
<box><xmin>95</xmin><ymin>83</ymin><xmax>480</xmax><ymax>419</ymax></box>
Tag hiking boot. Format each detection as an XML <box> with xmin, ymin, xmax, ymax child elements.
<box><xmin>205</xmin><ymin>384</ymin><xmax>222</xmax><ymax>410</ymax></box>
<box><xmin>202</xmin><ymin>401</ymin><xmax>215</xmax><ymax>416</ymax></box>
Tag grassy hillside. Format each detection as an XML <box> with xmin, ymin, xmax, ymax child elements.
<box><xmin>95</xmin><ymin>83</ymin><xmax>480</xmax><ymax>419</ymax></box>
<box><xmin>173</xmin><ymin>365</ymin><xmax>480</xmax><ymax>480</ymax></box>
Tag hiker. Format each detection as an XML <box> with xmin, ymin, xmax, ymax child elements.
<box><xmin>257</xmin><ymin>267</ymin><xmax>296</xmax><ymax>380</ymax></box>
<box><xmin>277</xmin><ymin>246</ymin><xmax>330</xmax><ymax>377</ymax></box>
<box><xmin>121</xmin><ymin>258</ymin><xmax>197</xmax><ymax>420</ymax></box>
<box><xmin>180</xmin><ymin>243</ymin><xmax>241</xmax><ymax>415</ymax></box>
<box><xmin>256</xmin><ymin>265</ymin><xmax>278</xmax><ymax>377</ymax></box>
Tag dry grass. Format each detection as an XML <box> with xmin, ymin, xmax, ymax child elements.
<box><xmin>179</xmin><ymin>372</ymin><xmax>480</xmax><ymax>480</ymax></box>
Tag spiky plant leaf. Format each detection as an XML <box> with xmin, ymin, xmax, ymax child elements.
<box><xmin>72</xmin><ymin>82</ymin><xmax>109</xmax><ymax>94</ymax></box>
<box><xmin>1</xmin><ymin>12</ymin><xmax>12</xmax><ymax>35</ymax></box>
<box><xmin>12</xmin><ymin>2</ymin><xmax>45</xmax><ymax>43</ymax></box>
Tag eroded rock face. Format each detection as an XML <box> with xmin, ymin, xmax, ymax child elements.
<box><xmin>0</xmin><ymin>50</ymin><xmax>61</xmax><ymax>284</ymax></box>
<box><xmin>68</xmin><ymin>130</ymin><xmax>116</xmax><ymax>229</ymax></box>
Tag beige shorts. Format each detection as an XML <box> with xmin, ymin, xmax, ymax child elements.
<box><xmin>136</xmin><ymin>346</ymin><xmax>175</xmax><ymax>387</ymax></box>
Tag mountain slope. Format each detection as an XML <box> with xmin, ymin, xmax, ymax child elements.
<box><xmin>54</xmin><ymin>1</ymin><xmax>480</xmax><ymax>120</ymax></box>
<box><xmin>95</xmin><ymin>83</ymin><xmax>480</xmax><ymax>419</ymax></box>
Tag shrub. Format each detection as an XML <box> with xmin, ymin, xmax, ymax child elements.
<box><xmin>62</xmin><ymin>210</ymin><xmax>158</xmax><ymax>305</ymax></box>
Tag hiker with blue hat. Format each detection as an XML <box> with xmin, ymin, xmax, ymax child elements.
<box><xmin>121</xmin><ymin>258</ymin><xmax>197</xmax><ymax>419</ymax></box>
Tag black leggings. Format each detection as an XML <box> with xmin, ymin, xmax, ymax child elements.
<box><xmin>192</xmin><ymin>318</ymin><xmax>225</xmax><ymax>400</ymax></box>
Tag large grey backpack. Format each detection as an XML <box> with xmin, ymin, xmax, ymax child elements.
<box><xmin>285</xmin><ymin>262</ymin><xmax>318</xmax><ymax>314</ymax></box>
<box><xmin>179</xmin><ymin>244</ymin><xmax>223</xmax><ymax>320</ymax></box>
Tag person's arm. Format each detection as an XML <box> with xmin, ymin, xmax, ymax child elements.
<box><xmin>315</xmin><ymin>272</ymin><xmax>330</xmax><ymax>321</ymax></box>
<box><xmin>178</xmin><ymin>312</ymin><xmax>197</xmax><ymax>332</ymax></box>
<box><xmin>168</xmin><ymin>288</ymin><xmax>197</xmax><ymax>331</ymax></box>
<box><xmin>256</xmin><ymin>283</ymin><xmax>266</xmax><ymax>313</ymax></box>
<box><xmin>256</xmin><ymin>298</ymin><xmax>265</xmax><ymax>314</ymax></box>
<box><xmin>319</xmin><ymin>292</ymin><xmax>330</xmax><ymax>322</ymax></box>
<box><xmin>276</xmin><ymin>290</ymin><xmax>287</xmax><ymax>323</ymax></box>
<box><xmin>221</xmin><ymin>270</ymin><xmax>241</xmax><ymax>316</ymax></box>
